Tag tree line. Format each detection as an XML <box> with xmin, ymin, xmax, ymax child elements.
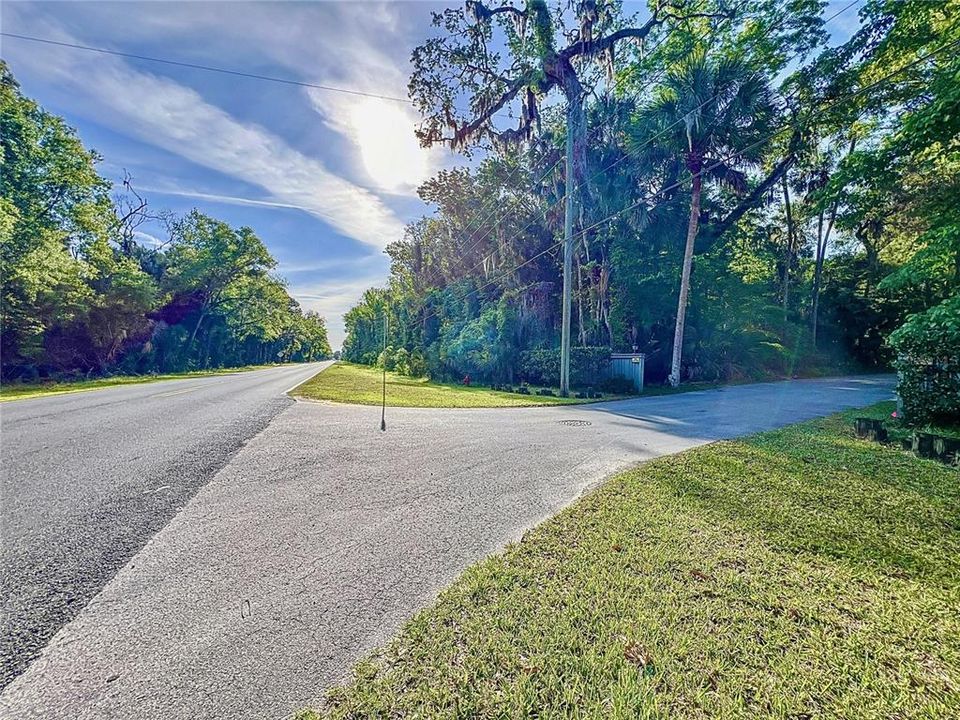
<box><xmin>0</xmin><ymin>63</ymin><xmax>331</xmax><ymax>381</ymax></box>
<box><xmin>341</xmin><ymin>0</ymin><xmax>958</xmax><ymax>393</ymax></box>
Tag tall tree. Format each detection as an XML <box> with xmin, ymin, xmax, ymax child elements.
<box><xmin>631</xmin><ymin>50</ymin><xmax>775</xmax><ymax>385</ymax></box>
<box><xmin>162</xmin><ymin>211</ymin><xmax>275</xmax><ymax>366</ymax></box>
<box><xmin>410</xmin><ymin>0</ymin><xmax>729</xmax><ymax>390</ymax></box>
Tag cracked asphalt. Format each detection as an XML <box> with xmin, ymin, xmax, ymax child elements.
<box><xmin>0</xmin><ymin>369</ymin><xmax>894</xmax><ymax>719</ymax></box>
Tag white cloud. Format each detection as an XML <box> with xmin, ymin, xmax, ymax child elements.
<box><xmin>277</xmin><ymin>255</ymin><xmax>383</xmax><ymax>275</ymax></box>
<box><xmin>306</xmin><ymin>90</ymin><xmax>446</xmax><ymax>195</ymax></box>
<box><xmin>1</xmin><ymin>1</ymin><xmax>450</xmax><ymax>340</ymax></box>
<box><xmin>3</xmin><ymin>16</ymin><xmax>406</xmax><ymax>251</ymax></box>
<box><xmin>133</xmin><ymin>230</ymin><xmax>163</xmax><ymax>247</ymax></box>
<box><xmin>290</xmin><ymin>275</ymin><xmax>389</xmax><ymax>349</ymax></box>
<box><xmin>11</xmin><ymin>0</ymin><xmax>452</xmax><ymax>196</ymax></box>
<box><xmin>140</xmin><ymin>187</ymin><xmax>330</xmax><ymax>214</ymax></box>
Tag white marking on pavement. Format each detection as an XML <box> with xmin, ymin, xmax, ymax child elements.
<box><xmin>152</xmin><ymin>386</ymin><xmax>205</xmax><ymax>398</ymax></box>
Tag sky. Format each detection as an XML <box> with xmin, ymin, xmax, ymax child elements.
<box><xmin>0</xmin><ymin>1</ymin><xmax>864</xmax><ymax>348</ymax></box>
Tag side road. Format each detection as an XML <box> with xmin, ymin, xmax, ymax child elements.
<box><xmin>0</xmin><ymin>375</ymin><xmax>895</xmax><ymax>719</ymax></box>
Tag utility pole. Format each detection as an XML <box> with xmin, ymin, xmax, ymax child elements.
<box><xmin>559</xmin><ymin>107</ymin><xmax>575</xmax><ymax>397</ymax></box>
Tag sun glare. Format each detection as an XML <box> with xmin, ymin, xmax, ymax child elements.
<box><xmin>350</xmin><ymin>97</ymin><xmax>428</xmax><ymax>191</ymax></box>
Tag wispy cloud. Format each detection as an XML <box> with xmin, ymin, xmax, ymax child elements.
<box><xmin>10</xmin><ymin>0</ymin><xmax>450</xmax><ymax>196</ymax></box>
<box><xmin>1</xmin><ymin>1</ymin><xmax>449</xmax><ymax>343</ymax></box>
<box><xmin>141</xmin><ymin>187</ymin><xmax>329</xmax><ymax>214</ymax></box>
<box><xmin>290</xmin><ymin>275</ymin><xmax>389</xmax><ymax>348</ymax></box>
<box><xmin>3</xmin><ymin>10</ymin><xmax>406</xmax><ymax>251</ymax></box>
<box><xmin>278</xmin><ymin>254</ymin><xmax>383</xmax><ymax>275</ymax></box>
<box><xmin>133</xmin><ymin>230</ymin><xmax>163</xmax><ymax>247</ymax></box>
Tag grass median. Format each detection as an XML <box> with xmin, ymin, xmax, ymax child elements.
<box><xmin>303</xmin><ymin>401</ymin><xmax>960</xmax><ymax>719</ymax></box>
<box><xmin>291</xmin><ymin>362</ymin><xmax>600</xmax><ymax>408</ymax></box>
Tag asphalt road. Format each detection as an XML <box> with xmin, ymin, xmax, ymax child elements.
<box><xmin>0</xmin><ymin>362</ymin><xmax>330</xmax><ymax>688</ymax></box>
<box><xmin>0</xmin><ymin>371</ymin><xmax>894</xmax><ymax>719</ymax></box>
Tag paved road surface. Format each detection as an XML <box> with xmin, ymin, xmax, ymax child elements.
<box><xmin>0</xmin><ymin>362</ymin><xmax>330</xmax><ymax>687</ymax></box>
<box><xmin>0</xmin><ymin>371</ymin><xmax>894</xmax><ymax>719</ymax></box>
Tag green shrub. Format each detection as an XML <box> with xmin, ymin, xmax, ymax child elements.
<box><xmin>889</xmin><ymin>295</ymin><xmax>960</xmax><ymax>425</ymax></box>
<box><xmin>517</xmin><ymin>348</ymin><xmax>557</xmax><ymax>385</ymax></box>
<box><xmin>407</xmin><ymin>350</ymin><xmax>427</xmax><ymax>377</ymax></box>
<box><xmin>518</xmin><ymin>346</ymin><xmax>610</xmax><ymax>388</ymax></box>
<box><xmin>599</xmin><ymin>375</ymin><xmax>636</xmax><ymax>394</ymax></box>
<box><xmin>392</xmin><ymin>347</ymin><xmax>411</xmax><ymax>375</ymax></box>
<box><xmin>377</xmin><ymin>345</ymin><xmax>396</xmax><ymax>370</ymax></box>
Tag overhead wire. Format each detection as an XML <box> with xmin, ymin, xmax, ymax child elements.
<box><xmin>0</xmin><ymin>31</ymin><xmax>416</xmax><ymax>102</ymax></box>
<box><xmin>415</xmin><ymin>0</ymin><xmax>864</xmax><ymax>310</ymax></box>
<box><xmin>408</xmin><ymin>29</ymin><xmax>957</xmax><ymax>331</ymax></box>
<box><xmin>4</xmin><ymin>2</ymin><xmax>887</xmax><ymax>340</ymax></box>
<box><xmin>444</xmin><ymin>6</ymin><xmax>745</xmax><ymax>278</ymax></box>
<box><xmin>0</xmin><ymin>29</ymin><xmax>520</xmax><ymax>121</ymax></box>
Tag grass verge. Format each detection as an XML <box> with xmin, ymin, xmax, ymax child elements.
<box><xmin>292</xmin><ymin>362</ymin><xmax>606</xmax><ymax>408</ymax></box>
<box><xmin>0</xmin><ymin>363</ymin><xmax>291</xmax><ymax>402</ymax></box>
<box><xmin>854</xmin><ymin>402</ymin><xmax>960</xmax><ymax>444</ymax></box>
<box><xmin>304</xmin><ymin>401</ymin><xmax>960</xmax><ymax>719</ymax></box>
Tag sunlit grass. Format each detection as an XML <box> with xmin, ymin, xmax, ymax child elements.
<box><xmin>303</xmin><ymin>402</ymin><xmax>960</xmax><ymax>719</ymax></box>
<box><xmin>291</xmin><ymin>362</ymin><xmax>601</xmax><ymax>408</ymax></box>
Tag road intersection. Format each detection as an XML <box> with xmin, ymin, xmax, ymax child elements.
<box><xmin>0</xmin><ymin>366</ymin><xmax>894</xmax><ymax>718</ymax></box>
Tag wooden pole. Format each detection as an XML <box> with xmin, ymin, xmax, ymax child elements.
<box><xmin>560</xmin><ymin>107</ymin><xmax>574</xmax><ymax>397</ymax></box>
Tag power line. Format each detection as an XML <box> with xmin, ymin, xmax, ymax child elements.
<box><xmin>409</xmin><ymin>31</ymin><xmax>958</xmax><ymax>331</ymax></box>
<box><xmin>445</xmin><ymin>7</ymin><xmax>743</xmax><ymax>278</ymax></box>
<box><xmin>0</xmin><ymin>30</ymin><xmax>523</xmax><ymax>124</ymax></box>
<box><xmin>442</xmin><ymin>0</ymin><xmax>863</xmax><ymax>287</ymax></box>
<box><xmin>0</xmin><ymin>31</ymin><xmax>415</xmax><ymax>103</ymax></box>
<box><xmin>0</xmin><ymin>19</ymin><xmax>706</xmax><ymax>277</ymax></box>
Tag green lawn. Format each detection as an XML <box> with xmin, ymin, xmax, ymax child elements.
<box><xmin>292</xmin><ymin>362</ymin><xmax>601</xmax><ymax>408</ymax></box>
<box><xmin>305</xmin><ymin>401</ymin><xmax>960</xmax><ymax>719</ymax></box>
<box><xmin>0</xmin><ymin>363</ymin><xmax>290</xmax><ymax>402</ymax></box>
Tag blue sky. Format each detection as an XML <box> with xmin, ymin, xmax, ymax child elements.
<box><xmin>1</xmin><ymin>1</ymin><xmax>864</xmax><ymax>348</ymax></box>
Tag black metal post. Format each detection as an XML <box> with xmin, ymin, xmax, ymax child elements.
<box><xmin>380</xmin><ymin>313</ymin><xmax>387</xmax><ymax>431</ymax></box>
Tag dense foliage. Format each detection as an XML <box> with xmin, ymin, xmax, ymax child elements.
<box><xmin>342</xmin><ymin>0</ymin><xmax>959</xmax><ymax>400</ymax></box>
<box><xmin>517</xmin><ymin>346</ymin><xmax>610</xmax><ymax>387</ymax></box>
<box><xmin>0</xmin><ymin>64</ymin><xmax>330</xmax><ymax>381</ymax></box>
<box><xmin>889</xmin><ymin>295</ymin><xmax>960</xmax><ymax>425</ymax></box>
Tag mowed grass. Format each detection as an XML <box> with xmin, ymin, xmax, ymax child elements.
<box><xmin>292</xmin><ymin>362</ymin><xmax>593</xmax><ymax>408</ymax></box>
<box><xmin>0</xmin><ymin>363</ymin><xmax>287</xmax><ymax>402</ymax></box>
<box><xmin>306</xmin><ymin>401</ymin><xmax>960</xmax><ymax>719</ymax></box>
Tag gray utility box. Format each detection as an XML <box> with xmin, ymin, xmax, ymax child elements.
<box><xmin>608</xmin><ymin>353</ymin><xmax>645</xmax><ymax>392</ymax></box>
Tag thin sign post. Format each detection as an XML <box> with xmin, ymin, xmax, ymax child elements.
<box><xmin>380</xmin><ymin>313</ymin><xmax>388</xmax><ymax>432</ymax></box>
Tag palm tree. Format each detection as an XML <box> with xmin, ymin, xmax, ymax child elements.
<box><xmin>631</xmin><ymin>51</ymin><xmax>775</xmax><ymax>386</ymax></box>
